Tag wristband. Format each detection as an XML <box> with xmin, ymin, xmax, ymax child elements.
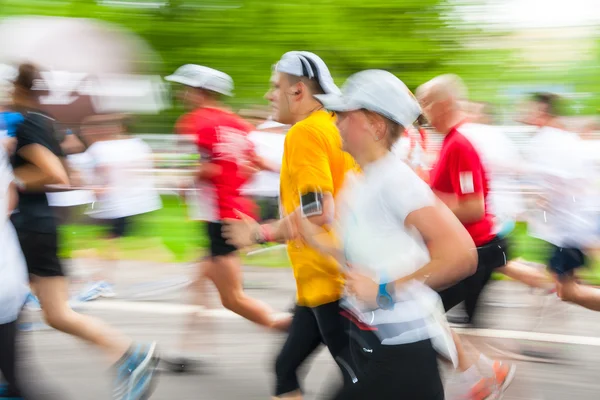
<box><xmin>261</xmin><ymin>225</ymin><xmax>274</xmax><ymax>243</ymax></box>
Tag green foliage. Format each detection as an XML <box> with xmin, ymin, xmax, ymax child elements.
<box><xmin>0</xmin><ymin>0</ymin><xmax>523</xmax><ymax>132</ymax></box>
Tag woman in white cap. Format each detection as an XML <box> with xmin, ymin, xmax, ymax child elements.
<box><xmin>297</xmin><ymin>69</ymin><xmax>478</xmax><ymax>399</ymax></box>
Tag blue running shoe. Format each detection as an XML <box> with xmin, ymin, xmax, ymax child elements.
<box><xmin>99</xmin><ymin>282</ymin><xmax>117</xmax><ymax>298</ymax></box>
<box><xmin>113</xmin><ymin>342</ymin><xmax>159</xmax><ymax>400</ymax></box>
<box><xmin>76</xmin><ymin>282</ymin><xmax>105</xmax><ymax>302</ymax></box>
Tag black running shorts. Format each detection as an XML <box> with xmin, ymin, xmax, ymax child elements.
<box><xmin>207</xmin><ymin>222</ymin><xmax>237</xmax><ymax>257</ymax></box>
<box><xmin>547</xmin><ymin>244</ymin><xmax>587</xmax><ymax>276</ymax></box>
<box><xmin>16</xmin><ymin>230</ymin><xmax>65</xmax><ymax>277</ymax></box>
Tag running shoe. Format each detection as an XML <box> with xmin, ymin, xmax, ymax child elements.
<box><xmin>77</xmin><ymin>281</ymin><xmax>115</xmax><ymax>302</ymax></box>
<box><xmin>113</xmin><ymin>342</ymin><xmax>160</xmax><ymax>400</ymax></box>
<box><xmin>467</xmin><ymin>377</ymin><xmax>498</xmax><ymax>400</ymax></box>
<box><xmin>492</xmin><ymin>361</ymin><xmax>516</xmax><ymax>395</ymax></box>
<box><xmin>23</xmin><ymin>293</ymin><xmax>41</xmax><ymax>311</ymax></box>
<box><xmin>0</xmin><ymin>383</ymin><xmax>22</xmax><ymax>399</ymax></box>
<box><xmin>100</xmin><ymin>282</ymin><xmax>117</xmax><ymax>298</ymax></box>
<box><xmin>467</xmin><ymin>361</ymin><xmax>516</xmax><ymax>400</ymax></box>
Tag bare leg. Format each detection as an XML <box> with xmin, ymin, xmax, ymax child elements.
<box><xmin>452</xmin><ymin>330</ymin><xmax>479</xmax><ymax>372</ymax></box>
<box><xmin>178</xmin><ymin>257</ymin><xmax>215</xmax><ymax>354</ymax></box>
<box><xmin>205</xmin><ymin>253</ymin><xmax>285</xmax><ymax>329</ymax></box>
<box><xmin>496</xmin><ymin>259</ymin><xmax>553</xmax><ymax>290</ymax></box>
<box><xmin>32</xmin><ymin>276</ymin><xmax>131</xmax><ymax>363</ymax></box>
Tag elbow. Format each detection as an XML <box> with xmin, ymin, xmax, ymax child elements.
<box><xmin>54</xmin><ymin>173</ymin><xmax>70</xmax><ymax>186</ymax></box>
<box><xmin>462</xmin><ymin>248</ymin><xmax>478</xmax><ymax>277</ymax></box>
<box><xmin>50</xmin><ymin>169</ymin><xmax>70</xmax><ymax>186</ymax></box>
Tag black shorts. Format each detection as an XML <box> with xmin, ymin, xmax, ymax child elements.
<box><xmin>16</xmin><ymin>230</ymin><xmax>65</xmax><ymax>277</ymax></box>
<box><xmin>100</xmin><ymin>217</ymin><xmax>130</xmax><ymax>238</ymax></box>
<box><xmin>547</xmin><ymin>245</ymin><xmax>587</xmax><ymax>276</ymax></box>
<box><xmin>333</xmin><ymin>322</ymin><xmax>443</xmax><ymax>400</ymax></box>
<box><xmin>207</xmin><ymin>222</ymin><xmax>237</xmax><ymax>257</ymax></box>
<box><xmin>438</xmin><ymin>235</ymin><xmax>509</xmax><ymax>313</ymax></box>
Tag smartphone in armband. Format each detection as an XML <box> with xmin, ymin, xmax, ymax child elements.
<box><xmin>299</xmin><ymin>190</ymin><xmax>324</xmax><ymax>218</ymax></box>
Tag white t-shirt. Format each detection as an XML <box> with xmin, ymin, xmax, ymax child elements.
<box><xmin>336</xmin><ymin>153</ymin><xmax>456</xmax><ymax>366</ymax></box>
<box><xmin>85</xmin><ymin>138</ymin><xmax>162</xmax><ymax>219</ymax></box>
<box><xmin>459</xmin><ymin>123</ymin><xmax>525</xmax><ymax>226</ymax></box>
<box><xmin>0</xmin><ymin>148</ymin><xmax>28</xmax><ymax>324</ymax></box>
<box><xmin>46</xmin><ymin>152</ymin><xmax>96</xmax><ymax>207</ymax></box>
<box><xmin>241</xmin><ymin>130</ymin><xmax>285</xmax><ymax>198</ymax></box>
<box><xmin>524</xmin><ymin>126</ymin><xmax>597</xmax><ymax>247</ymax></box>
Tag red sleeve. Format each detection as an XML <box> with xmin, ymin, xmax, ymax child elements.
<box><xmin>175</xmin><ymin>113</ymin><xmax>195</xmax><ymax>136</ymax></box>
<box><xmin>448</xmin><ymin>141</ymin><xmax>484</xmax><ymax>198</ymax></box>
<box><xmin>195</xmin><ymin>123</ymin><xmax>215</xmax><ymax>152</ymax></box>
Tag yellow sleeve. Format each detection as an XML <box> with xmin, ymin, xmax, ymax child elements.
<box><xmin>287</xmin><ymin>125</ymin><xmax>334</xmax><ymax>195</ymax></box>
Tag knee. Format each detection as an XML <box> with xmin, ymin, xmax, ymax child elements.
<box><xmin>42</xmin><ymin>305</ymin><xmax>72</xmax><ymax>330</ymax></box>
<box><xmin>220</xmin><ymin>291</ymin><xmax>242</xmax><ymax>311</ymax></box>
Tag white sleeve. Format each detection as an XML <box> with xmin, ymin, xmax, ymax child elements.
<box><xmin>384</xmin><ymin>164</ymin><xmax>436</xmax><ymax>224</ymax></box>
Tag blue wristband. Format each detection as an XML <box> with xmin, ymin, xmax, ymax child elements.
<box><xmin>377</xmin><ymin>283</ymin><xmax>394</xmax><ymax>310</ymax></box>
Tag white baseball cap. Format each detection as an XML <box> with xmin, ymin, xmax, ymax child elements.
<box><xmin>165</xmin><ymin>64</ymin><xmax>233</xmax><ymax>96</ymax></box>
<box><xmin>315</xmin><ymin>69</ymin><xmax>421</xmax><ymax>128</ymax></box>
<box><xmin>275</xmin><ymin>51</ymin><xmax>341</xmax><ymax>96</ymax></box>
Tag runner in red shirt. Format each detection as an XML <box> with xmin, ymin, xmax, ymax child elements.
<box><xmin>163</xmin><ymin>65</ymin><xmax>286</xmax><ymax>371</ymax></box>
<box><xmin>417</xmin><ymin>74</ymin><xmax>516</xmax><ymax>399</ymax></box>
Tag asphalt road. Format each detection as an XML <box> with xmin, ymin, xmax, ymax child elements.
<box><xmin>13</xmin><ymin>261</ymin><xmax>600</xmax><ymax>400</ymax></box>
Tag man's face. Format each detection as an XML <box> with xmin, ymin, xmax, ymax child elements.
<box><xmin>418</xmin><ymin>90</ymin><xmax>448</xmax><ymax>134</ymax></box>
<box><xmin>518</xmin><ymin>100</ymin><xmax>547</xmax><ymax>127</ymax></box>
<box><xmin>177</xmin><ymin>86</ymin><xmax>202</xmax><ymax>111</ymax></box>
<box><xmin>265</xmin><ymin>72</ymin><xmax>296</xmax><ymax>125</ymax></box>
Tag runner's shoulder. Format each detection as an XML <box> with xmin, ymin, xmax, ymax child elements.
<box><xmin>287</xmin><ymin>112</ymin><xmax>338</xmax><ymax>146</ymax></box>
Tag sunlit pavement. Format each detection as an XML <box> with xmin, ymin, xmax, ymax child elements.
<box><xmin>17</xmin><ymin>261</ymin><xmax>600</xmax><ymax>400</ymax></box>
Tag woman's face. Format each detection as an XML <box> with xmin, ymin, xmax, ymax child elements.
<box><xmin>336</xmin><ymin>109</ymin><xmax>372</xmax><ymax>157</ymax></box>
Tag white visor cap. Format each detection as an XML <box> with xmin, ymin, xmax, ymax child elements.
<box><xmin>315</xmin><ymin>69</ymin><xmax>421</xmax><ymax>128</ymax></box>
<box><xmin>165</xmin><ymin>64</ymin><xmax>233</xmax><ymax>97</ymax></box>
<box><xmin>275</xmin><ymin>51</ymin><xmax>341</xmax><ymax>96</ymax></box>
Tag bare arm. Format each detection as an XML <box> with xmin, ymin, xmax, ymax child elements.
<box><xmin>263</xmin><ymin>191</ymin><xmax>335</xmax><ymax>243</ymax></box>
<box><xmin>557</xmin><ymin>278</ymin><xmax>600</xmax><ymax>312</ymax></box>
<box><xmin>295</xmin><ymin>211</ymin><xmax>346</xmax><ymax>266</ymax></box>
<box><xmin>14</xmin><ymin>144</ymin><xmax>69</xmax><ymax>192</ymax></box>
<box><xmin>392</xmin><ymin>200</ymin><xmax>477</xmax><ymax>292</ymax></box>
<box><xmin>437</xmin><ymin>192</ymin><xmax>485</xmax><ymax>225</ymax></box>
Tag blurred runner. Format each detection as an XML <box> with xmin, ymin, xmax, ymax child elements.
<box><xmin>459</xmin><ymin>105</ymin><xmax>554</xmax><ymax>293</ymax></box>
<box><xmin>300</xmin><ymin>69</ymin><xmax>475</xmax><ymax>399</ymax></box>
<box><xmin>0</xmin><ymin>133</ymin><xmax>30</xmax><ymax>399</ymax></box>
<box><xmin>417</xmin><ymin>74</ymin><xmax>516</xmax><ymax>399</ymax></box>
<box><xmin>223</xmin><ymin>51</ymin><xmax>359</xmax><ymax>400</ymax></box>
<box><xmin>76</xmin><ymin>114</ymin><xmax>162</xmax><ymax>301</ymax></box>
<box><xmin>9</xmin><ymin>63</ymin><xmax>158</xmax><ymax>400</ymax></box>
<box><xmin>520</xmin><ymin>93</ymin><xmax>597</xmax><ymax>294</ymax></box>
<box><xmin>163</xmin><ymin>64</ymin><xmax>284</xmax><ymax>370</ymax></box>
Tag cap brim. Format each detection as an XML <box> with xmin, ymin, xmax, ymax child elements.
<box><xmin>165</xmin><ymin>74</ymin><xmax>195</xmax><ymax>87</ymax></box>
<box><xmin>314</xmin><ymin>94</ymin><xmax>357</xmax><ymax>112</ymax></box>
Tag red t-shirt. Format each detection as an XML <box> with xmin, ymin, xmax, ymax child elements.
<box><xmin>429</xmin><ymin>124</ymin><xmax>494</xmax><ymax>246</ymax></box>
<box><xmin>176</xmin><ymin>107</ymin><xmax>258</xmax><ymax>221</ymax></box>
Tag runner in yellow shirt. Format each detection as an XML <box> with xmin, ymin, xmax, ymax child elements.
<box><xmin>223</xmin><ymin>51</ymin><xmax>358</xmax><ymax>400</ymax></box>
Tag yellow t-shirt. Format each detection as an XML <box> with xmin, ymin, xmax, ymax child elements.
<box><xmin>280</xmin><ymin>110</ymin><xmax>357</xmax><ymax>307</ymax></box>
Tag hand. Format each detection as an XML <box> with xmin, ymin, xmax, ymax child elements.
<box><xmin>345</xmin><ymin>269</ymin><xmax>379</xmax><ymax>309</ymax></box>
<box><xmin>222</xmin><ymin>210</ymin><xmax>261</xmax><ymax>249</ymax></box>
<box><xmin>556</xmin><ymin>276</ymin><xmax>581</xmax><ymax>303</ymax></box>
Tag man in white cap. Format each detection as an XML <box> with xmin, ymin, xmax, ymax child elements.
<box><xmin>223</xmin><ymin>51</ymin><xmax>358</xmax><ymax>400</ymax></box>
<box><xmin>164</xmin><ymin>64</ymin><xmax>285</xmax><ymax>369</ymax></box>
